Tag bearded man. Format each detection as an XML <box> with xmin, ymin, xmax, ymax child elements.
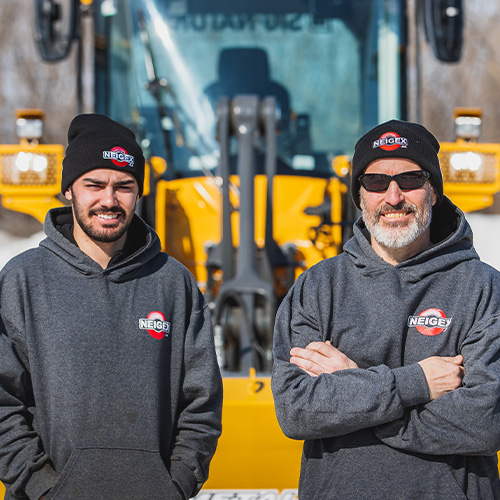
<box><xmin>272</xmin><ymin>120</ymin><xmax>500</xmax><ymax>500</ymax></box>
<box><xmin>0</xmin><ymin>114</ymin><xmax>222</xmax><ymax>500</ymax></box>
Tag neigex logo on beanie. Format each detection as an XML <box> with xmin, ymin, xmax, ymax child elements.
<box><xmin>351</xmin><ymin>119</ymin><xmax>443</xmax><ymax>209</ymax></box>
<box><xmin>61</xmin><ymin>113</ymin><xmax>145</xmax><ymax>196</ymax></box>
<box><xmin>373</xmin><ymin>132</ymin><xmax>408</xmax><ymax>151</ymax></box>
<box><xmin>104</xmin><ymin>147</ymin><xmax>135</xmax><ymax>167</ymax></box>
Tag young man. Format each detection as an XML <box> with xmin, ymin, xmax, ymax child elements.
<box><xmin>272</xmin><ymin>120</ymin><xmax>500</xmax><ymax>499</ymax></box>
<box><xmin>0</xmin><ymin>114</ymin><xmax>223</xmax><ymax>500</ymax></box>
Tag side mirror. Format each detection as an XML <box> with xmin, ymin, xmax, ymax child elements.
<box><xmin>423</xmin><ymin>0</ymin><xmax>464</xmax><ymax>63</ymax></box>
<box><xmin>34</xmin><ymin>0</ymin><xmax>78</xmax><ymax>62</ymax></box>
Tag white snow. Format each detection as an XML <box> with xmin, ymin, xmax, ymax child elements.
<box><xmin>465</xmin><ymin>213</ymin><xmax>500</xmax><ymax>270</ymax></box>
<box><xmin>0</xmin><ymin>214</ymin><xmax>499</xmax><ymax>271</ymax></box>
<box><xmin>0</xmin><ymin>230</ymin><xmax>45</xmax><ymax>270</ymax></box>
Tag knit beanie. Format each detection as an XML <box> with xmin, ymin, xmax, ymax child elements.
<box><xmin>351</xmin><ymin>119</ymin><xmax>442</xmax><ymax>209</ymax></box>
<box><xmin>61</xmin><ymin>114</ymin><xmax>145</xmax><ymax>196</ymax></box>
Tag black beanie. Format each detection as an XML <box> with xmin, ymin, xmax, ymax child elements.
<box><xmin>61</xmin><ymin>114</ymin><xmax>145</xmax><ymax>196</ymax></box>
<box><xmin>351</xmin><ymin>119</ymin><xmax>442</xmax><ymax>209</ymax></box>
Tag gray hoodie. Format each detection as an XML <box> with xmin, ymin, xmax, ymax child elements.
<box><xmin>272</xmin><ymin>197</ymin><xmax>500</xmax><ymax>500</ymax></box>
<box><xmin>0</xmin><ymin>207</ymin><xmax>223</xmax><ymax>500</ymax></box>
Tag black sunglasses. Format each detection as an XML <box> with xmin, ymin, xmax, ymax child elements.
<box><xmin>359</xmin><ymin>170</ymin><xmax>430</xmax><ymax>192</ymax></box>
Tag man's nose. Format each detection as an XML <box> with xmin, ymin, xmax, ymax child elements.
<box><xmin>100</xmin><ymin>187</ymin><xmax>119</xmax><ymax>206</ymax></box>
<box><xmin>383</xmin><ymin>180</ymin><xmax>405</xmax><ymax>206</ymax></box>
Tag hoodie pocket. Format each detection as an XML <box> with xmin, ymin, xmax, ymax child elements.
<box><xmin>45</xmin><ymin>447</ymin><xmax>183</xmax><ymax>500</ymax></box>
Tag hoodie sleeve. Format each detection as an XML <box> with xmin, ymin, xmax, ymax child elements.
<box><xmin>0</xmin><ymin>271</ymin><xmax>59</xmax><ymax>500</ymax></box>
<box><xmin>375</xmin><ymin>313</ymin><xmax>500</xmax><ymax>455</ymax></box>
<box><xmin>271</xmin><ymin>277</ymin><xmax>430</xmax><ymax>441</ymax></box>
<box><xmin>168</xmin><ymin>289</ymin><xmax>223</xmax><ymax>499</ymax></box>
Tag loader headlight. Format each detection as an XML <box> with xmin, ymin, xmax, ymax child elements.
<box><xmin>15</xmin><ymin>109</ymin><xmax>45</xmax><ymax>144</ymax></box>
<box><xmin>447</xmin><ymin>151</ymin><xmax>487</xmax><ymax>183</ymax></box>
<box><xmin>15</xmin><ymin>152</ymin><xmax>48</xmax><ymax>173</ymax></box>
<box><xmin>450</xmin><ymin>151</ymin><xmax>482</xmax><ymax>173</ymax></box>
<box><xmin>16</xmin><ymin>118</ymin><xmax>44</xmax><ymax>142</ymax></box>
<box><xmin>453</xmin><ymin>108</ymin><xmax>482</xmax><ymax>141</ymax></box>
<box><xmin>455</xmin><ymin>116</ymin><xmax>482</xmax><ymax>141</ymax></box>
<box><xmin>441</xmin><ymin>148</ymin><xmax>497</xmax><ymax>185</ymax></box>
<box><xmin>0</xmin><ymin>144</ymin><xmax>62</xmax><ymax>193</ymax></box>
<box><xmin>2</xmin><ymin>152</ymin><xmax>50</xmax><ymax>185</ymax></box>
<box><xmin>439</xmin><ymin>142</ymin><xmax>500</xmax><ymax>189</ymax></box>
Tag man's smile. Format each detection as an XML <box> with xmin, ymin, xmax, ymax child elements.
<box><xmin>380</xmin><ymin>210</ymin><xmax>412</xmax><ymax>220</ymax></box>
<box><xmin>95</xmin><ymin>213</ymin><xmax>120</xmax><ymax>220</ymax></box>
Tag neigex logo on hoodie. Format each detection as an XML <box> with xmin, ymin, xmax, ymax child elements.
<box><xmin>139</xmin><ymin>311</ymin><xmax>171</xmax><ymax>340</ymax></box>
<box><xmin>407</xmin><ymin>308</ymin><xmax>452</xmax><ymax>336</ymax></box>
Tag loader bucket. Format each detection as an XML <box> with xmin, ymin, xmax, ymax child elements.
<box><xmin>201</xmin><ymin>369</ymin><xmax>302</xmax><ymax>493</ymax></box>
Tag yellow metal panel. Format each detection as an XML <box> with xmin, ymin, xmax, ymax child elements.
<box><xmin>0</xmin><ymin>144</ymin><xmax>65</xmax><ymax>223</ymax></box>
<box><xmin>440</xmin><ymin>141</ymin><xmax>500</xmax><ymax>212</ymax></box>
<box><xmin>329</xmin><ymin>177</ymin><xmax>348</xmax><ymax>250</ymax></box>
<box><xmin>1</xmin><ymin>195</ymin><xmax>64</xmax><ymax>224</ymax></box>
<box><xmin>203</xmin><ymin>371</ymin><xmax>302</xmax><ymax>491</ymax></box>
<box><xmin>155</xmin><ymin>176</ymin><xmax>222</xmax><ymax>285</ymax></box>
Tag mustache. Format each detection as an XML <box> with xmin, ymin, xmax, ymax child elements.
<box><xmin>374</xmin><ymin>202</ymin><xmax>416</xmax><ymax>217</ymax></box>
<box><xmin>89</xmin><ymin>207</ymin><xmax>124</xmax><ymax>216</ymax></box>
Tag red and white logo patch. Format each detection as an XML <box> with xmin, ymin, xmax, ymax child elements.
<box><xmin>373</xmin><ymin>132</ymin><xmax>408</xmax><ymax>151</ymax></box>
<box><xmin>103</xmin><ymin>146</ymin><xmax>135</xmax><ymax>167</ymax></box>
<box><xmin>139</xmin><ymin>311</ymin><xmax>170</xmax><ymax>340</ymax></box>
<box><xmin>407</xmin><ymin>308</ymin><xmax>452</xmax><ymax>336</ymax></box>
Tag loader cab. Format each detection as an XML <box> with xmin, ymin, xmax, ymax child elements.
<box><xmin>203</xmin><ymin>47</ymin><xmax>291</xmax><ymax>132</ymax></box>
<box><xmin>93</xmin><ymin>0</ymin><xmax>407</xmax><ymax>180</ymax></box>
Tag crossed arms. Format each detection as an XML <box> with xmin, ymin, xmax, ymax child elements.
<box><xmin>290</xmin><ymin>340</ymin><xmax>464</xmax><ymax>401</ymax></box>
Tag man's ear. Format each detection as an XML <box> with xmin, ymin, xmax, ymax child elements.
<box><xmin>64</xmin><ymin>188</ymin><xmax>73</xmax><ymax>201</ymax></box>
<box><xmin>430</xmin><ymin>185</ymin><xmax>437</xmax><ymax>207</ymax></box>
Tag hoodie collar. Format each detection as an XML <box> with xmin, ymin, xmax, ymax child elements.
<box><xmin>40</xmin><ymin>206</ymin><xmax>162</xmax><ymax>280</ymax></box>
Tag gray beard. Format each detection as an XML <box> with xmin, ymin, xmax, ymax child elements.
<box><xmin>360</xmin><ymin>190</ymin><xmax>433</xmax><ymax>249</ymax></box>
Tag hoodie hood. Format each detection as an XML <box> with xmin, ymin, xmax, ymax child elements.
<box><xmin>344</xmin><ymin>196</ymin><xmax>478</xmax><ymax>279</ymax></box>
<box><xmin>40</xmin><ymin>206</ymin><xmax>162</xmax><ymax>282</ymax></box>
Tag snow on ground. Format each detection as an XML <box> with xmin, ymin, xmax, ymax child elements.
<box><xmin>0</xmin><ymin>230</ymin><xmax>45</xmax><ymax>270</ymax></box>
<box><xmin>0</xmin><ymin>214</ymin><xmax>499</xmax><ymax>271</ymax></box>
<box><xmin>466</xmin><ymin>213</ymin><xmax>500</xmax><ymax>270</ymax></box>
